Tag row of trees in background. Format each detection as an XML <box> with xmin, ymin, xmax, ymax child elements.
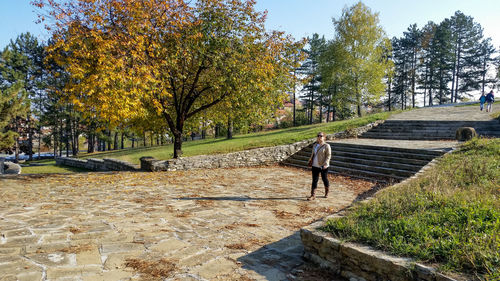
<box><xmin>391</xmin><ymin>11</ymin><xmax>498</xmax><ymax>109</ymax></box>
<box><xmin>295</xmin><ymin>4</ymin><xmax>499</xmax><ymax>125</ymax></box>
<box><xmin>1</xmin><ymin>0</ymin><xmax>304</xmax><ymax>160</ymax></box>
<box><xmin>2</xmin><ymin>1</ymin><xmax>499</xmax><ymax>160</ymax></box>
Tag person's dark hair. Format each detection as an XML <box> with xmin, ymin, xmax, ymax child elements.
<box><xmin>317</xmin><ymin>132</ymin><xmax>325</xmax><ymax>137</ymax></box>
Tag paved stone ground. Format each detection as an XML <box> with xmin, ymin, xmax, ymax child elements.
<box><xmin>0</xmin><ymin>166</ymin><xmax>377</xmax><ymax>281</ymax></box>
<box><xmin>332</xmin><ymin>138</ymin><xmax>459</xmax><ymax>151</ymax></box>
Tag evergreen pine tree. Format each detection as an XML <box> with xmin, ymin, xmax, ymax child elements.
<box><xmin>298</xmin><ymin>34</ymin><xmax>326</xmax><ymax>124</ymax></box>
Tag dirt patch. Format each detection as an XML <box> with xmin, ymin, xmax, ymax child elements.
<box><xmin>125</xmin><ymin>258</ymin><xmax>177</xmax><ymax>280</ymax></box>
<box><xmin>225</xmin><ymin>238</ymin><xmax>265</xmax><ymax>251</ymax></box>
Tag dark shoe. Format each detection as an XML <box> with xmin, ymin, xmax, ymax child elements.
<box><xmin>307</xmin><ymin>195</ymin><xmax>316</xmax><ymax>201</ymax></box>
<box><xmin>325</xmin><ymin>186</ymin><xmax>329</xmax><ymax>198</ymax></box>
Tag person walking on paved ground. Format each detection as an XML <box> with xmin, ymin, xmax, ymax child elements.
<box><xmin>485</xmin><ymin>90</ymin><xmax>495</xmax><ymax>112</ymax></box>
<box><xmin>307</xmin><ymin>132</ymin><xmax>331</xmax><ymax>201</ymax></box>
<box><xmin>479</xmin><ymin>93</ymin><xmax>486</xmax><ymax>111</ymax></box>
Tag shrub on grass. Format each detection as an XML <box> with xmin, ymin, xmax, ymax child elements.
<box><xmin>322</xmin><ymin>138</ymin><xmax>499</xmax><ymax>279</ymax></box>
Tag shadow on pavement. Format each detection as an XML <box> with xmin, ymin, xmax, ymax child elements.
<box><xmin>177</xmin><ymin>196</ymin><xmax>307</xmax><ymax>201</ymax></box>
<box><xmin>237</xmin><ymin>231</ymin><xmax>304</xmax><ymax>280</ymax></box>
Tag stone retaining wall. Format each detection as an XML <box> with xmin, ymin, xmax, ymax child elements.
<box><xmin>301</xmin><ymin>218</ymin><xmax>459</xmax><ymax>281</ymax></box>
<box><xmin>55</xmin><ymin>121</ymin><xmax>383</xmax><ymax>172</ymax></box>
<box><xmin>55</xmin><ymin>157</ymin><xmax>139</xmax><ymax>171</ymax></box>
<box><xmin>140</xmin><ymin>139</ymin><xmax>312</xmax><ymax>171</ymax></box>
<box><xmin>140</xmin><ymin>121</ymin><xmax>384</xmax><ymax>172</ymax></box>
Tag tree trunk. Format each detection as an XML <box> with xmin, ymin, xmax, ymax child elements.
<box><xmin>387</xmin><ymin>77</ymin><xmax>392</xmax><ymax>111</ymax></box>
<box><xmin>309</xmin><ymin>88</ymin><xmax>314</xmax><ymax>124</ymax></box>
<box><xmin>143</xmin><ymin>132</ymin><xmax>146</xmax><ymax>147</ymax></box>
<box><xmin>114</xmin><ymin>131</ymin><xmax>119</xmax><ymax>150</ymax></box>
<box><xmin>27</xmin><ymin>114</ymin><xmax>33</xmax><ymax>161</ymax></box>
<box><xmin>454</xmin><ymin>43</ymin><xmax>462</xmax><ymax>103</ymax></box>
<box><xmin>215</xmin><ymin>124</ymin><xmax>220</xmax><ymax>138</ymax></box>
<box><xmin>121</xmin><ymin>132</ymin><xmax>124</xmax><ymax>149</ymax></box>
<box><xmin>227</xmin><ymin>116</ymin><xmax>233</xmax><ymax>139</ymax></box>
<box><xmin>87</xmin><ymin>134</ymin><xmax>93</xmax><ymax>153</ymax></box>
<box><xmin>107</xmin><ymin>130</ymin><xmax>111</xmax><ymax>151</ymax></box>
<box><xmin>173</xmin><ymin>131</ymin><xmax>183</xmax><ymax>158</ymax></box>
<box><xmin>13</xmin><ymin>135</ymin><xmax>19</xmax><ymax>163</ymax></box>
<box><xmin>53</xmin><ymin>134</ymin><xmax>57</xmax><ymax>160</ymax></box>
<box><xmin>37</xmin><ymin>124</ymin><xmax>41</xmax><ymax>159</ymax></box>
<box><xmin>132</xmin><ymin>133</ymin><xmax>135</xmax><ymax>148</ymax></box>
<box><xmin>319</xmin><ymin>103</ymin><xmax>323</xmax><ymax>123</ymax></box>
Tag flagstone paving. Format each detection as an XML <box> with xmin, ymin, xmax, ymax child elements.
<box><xmin>0</xmin><ymin>166</ymin><xmax>376</xmax><ymax>281</ymax></box>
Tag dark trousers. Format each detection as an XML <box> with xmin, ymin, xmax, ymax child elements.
<box><xmin>311</xmin><ymin>166</ymin><xmax>329</xmax><ymax>196</ymax></box>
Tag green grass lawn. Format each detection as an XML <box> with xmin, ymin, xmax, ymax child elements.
<box><xmin>78</xmin><ymin>111</ymin><xmax>394</xmax><ymax>164</ymax></box>
<box><xmin>322</xmin><ymin>138</ymin><xmax>499</xmax><ymax>279</ymax></box>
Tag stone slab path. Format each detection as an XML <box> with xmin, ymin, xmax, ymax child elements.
<box><xmin>0</xmin><ymin>166</ymin><xmax>376</xmax><ymax>281</ymax></box>
<box><xmin>388</xmin><ymin>104</ymin><xmax>499</xmax><ymax>121</ymax></box>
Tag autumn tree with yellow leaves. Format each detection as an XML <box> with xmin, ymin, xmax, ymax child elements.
<box><xmin>33</xmin><ymin>0</ymin><xmax>303</xmax><ymax>158</ymax></box>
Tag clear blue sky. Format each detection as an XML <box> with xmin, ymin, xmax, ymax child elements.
<box><xmin>1</xmin><ymin>0</ymin><xmax>499</xmax><ymax>49</ymax></box>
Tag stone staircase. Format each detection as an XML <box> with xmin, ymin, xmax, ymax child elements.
<box><xmin>359</xmin><ymin>120</ymin><xmax>500</xmax><ymax>140</ymax></box>
<box><xmin>282</xmin><ymin>105</ymin><xmax>499</xmax><ymax>182</ymax></box>
<box><xmin>283</xmin><ymin>142</ymin><xmax>449</xmax><ymax>183</ymax></box>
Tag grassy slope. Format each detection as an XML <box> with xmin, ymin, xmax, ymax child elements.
<box><xmin>78</xmin><ymin>111</ymin><xmax>393</xmax><ymax>164</ymax></box>
<box><xmin>322</xmin><ymin>138</ymin><xmax>499</xmax><ymax>279</ymax></box>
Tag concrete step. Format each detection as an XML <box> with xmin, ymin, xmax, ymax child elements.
<box><xmin>359</xmin><ymin>135</ymin><xmax>455</xmax><ymax>140</ymax></box>
<box><xmin>331</xmin><ymin>160</ymin><xmax>416</xmax><ymax>178</ymax></box>
<box><xmin>329</xmin><ymin>166</ymin><xmax>406</xmax><ymax>182</ymax></box>
<box><xmin>332</xmin><ymin>155</ymin><xmax>423</xmax><ymax>172</ymax></box>
<box><xmin>282</xmin><ymin>161</ymin><xmax>405</xmax><ymax>182</ymax></box>
<box><xmin>360</xmin><ymin>132</ymin><xmax>455</xmax><ymax>140</ymax></box>
<box><xmin>332</xmin><ymin>149</ymin><xmax>436</xmax><ymax>163</ymax></box>
<box><xmin>333</xmin><ymin>150</ymin><xmax>430</xmax><ymax>165</ymax></box>
<box><xmin>329</xmin><ymin>142</ymin><xmax>446</xmax><ymax>157</ymax></box>
<box><xmin>283</xmin><ymin>142</ymin><xmax>444</xmax><ymax>182</ymax></box>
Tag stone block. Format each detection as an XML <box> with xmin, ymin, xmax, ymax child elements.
<box><xmin>46</xmin><ymin>266</ymin><xmax>102</xmax><ymax>279</ymax></box>
<box><xmin>76</xmin><ymin>247</ymin><xmax>102</xmax><ymax>265</ymax></box>
<box><xmin>191</xmin><ymin>258</ymin><xmax>236</xmax><ymax>279</ymax></box>
<box><xmin>14</xmin><ymin>271</ymin><xmax>44</xmax><ymax>281</ymax></box>
<box><xmin>149</xmin><ymin>238</ymin><xmax>190</xmax><ymax>253</ymax></box>
<box><xmin>435</xmin><ymin>272</ymin><xmax>459</xmax><ymax>281</ymax></box>
<box><xmin>25</xmin><ymin>252</ymin><xmax>72</xmax><ymax>267</ymax></box>
<box><xmin>100</xmin><ymin>242</ymin><xmax>145</xmax><ymax>254</ymax></box>
<box><xmin>24</xmin><ymin>242</ymin><xmax>70</xmax><ymax>254</ymax></box>
<box><xmin>455</xmin><ymin>127</ymin><xmax>477</xmax><ymax>141</ymax></box>
<box><xmin>3</xmin><ymin>161</ymin><xmax>21</xmax><ymax>174</ymax></box>
<box><xmin>414</xmin><ymin>263</ymin><xmax>436</xmax><ymax>281</ymax></box>
<box><xmin>81</xmin><ymin>269</ymin><xmax>133</xmax><ymax>281</ymax></box>
<box><xmin>103</xmin><ymin>252</ymin><xmax>142</xmax><ymax>270</ymax></box>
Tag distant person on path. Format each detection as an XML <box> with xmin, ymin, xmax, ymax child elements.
<box><xmin>307</xmin><ymin>132</ymin><xmax>331</xmax><ymax>201</ymax></box>
<box><xmin>479</xmin><ymin>93</ymin><xmax>486</xmax><ymax>111</ymax></box>
<box><xmin>485</xmin><ymin>90</ymin><xmax>495</xmax><ymax>112</ymax></box>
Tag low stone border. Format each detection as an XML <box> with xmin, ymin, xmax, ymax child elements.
<box><xmin>55</xmin><ymin>157</ymin><xmax>139</xmax><ymax>171</ymax></box>
<box><xmin>301</xmin><ymin>219</ymin><xmax>459</xmax><ymax>281</ymax></box>
<box><xmin>140</xmin><ymin>139</ymin><xmax>312</xmax><ymax>171</ymax></box>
